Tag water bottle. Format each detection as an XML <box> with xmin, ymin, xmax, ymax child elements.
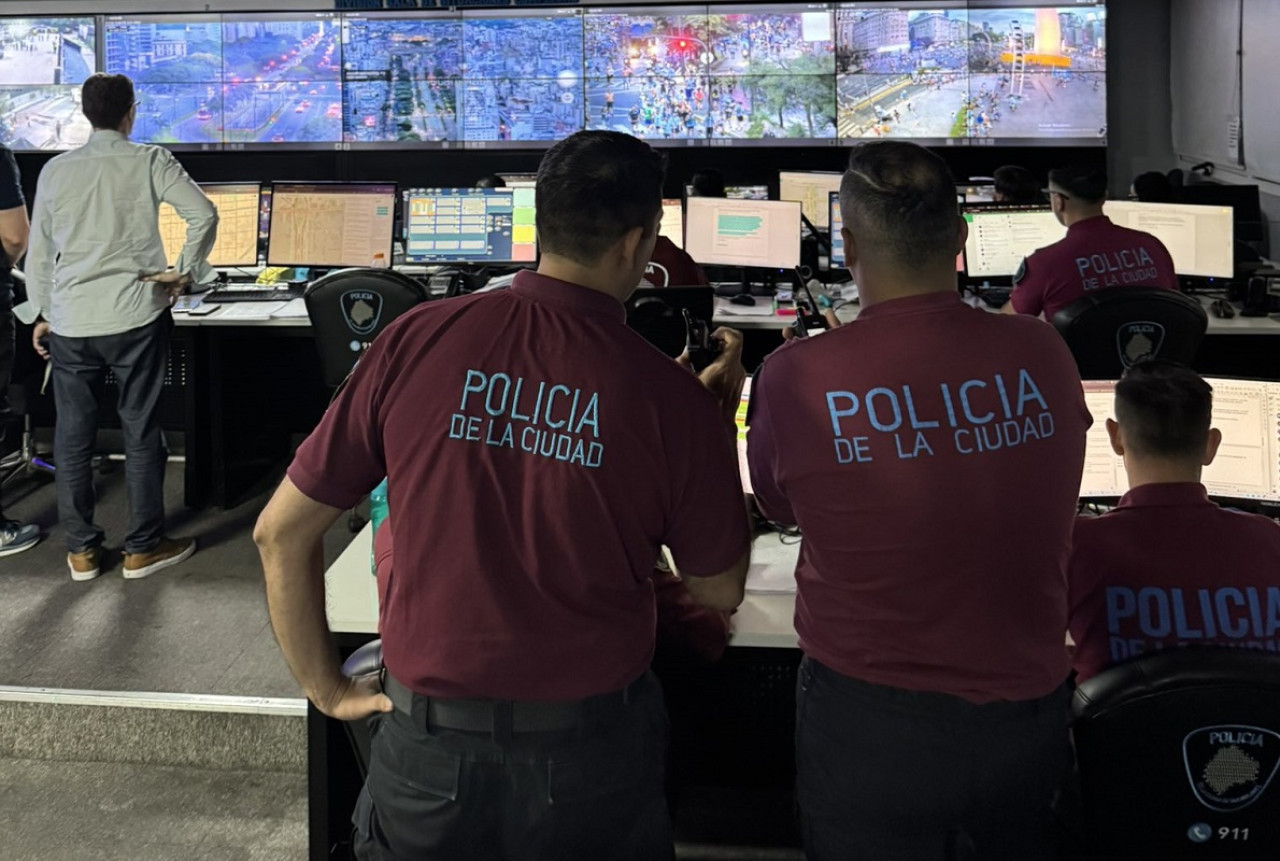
<box><xmin>369</xmin><ymin>478</ymin><xmax>389</xmax><ymax>576</ymax></box>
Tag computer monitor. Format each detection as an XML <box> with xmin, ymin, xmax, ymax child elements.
<box><xmin>779</xmin><ymin>171</ymin><xmax>843</xmax><ymax>229</ymax></box>
<box><xmin>1080</xmin><ymin>378</ymin><xmax>1280</xmax><ymax>503</ymax></box>
<box><xmin>725</xmin><ymin>185</ymin><xmax>770</xmax><ymax>201</ymax></box>
<box><xmin>498</xmin><ymin>174</ymin><xmax>538</xmax><ymax>189</ymax></box>
<box><xmin>267</xmin><ymin>182</ymin><xmax>397</xmax><ymax>269</ymax></box>
<box><xmin>158</xmin><ymin>182</ymin><xmax>261</xmax><ymax>268</ymax></box>
<box><xmin>1102</xmin><ymin>200</ymin><xmax>1235</xmax><ymax>279</ymax></box>
<box><xmin>958</xmin><ymin>184</ymin><xmax>997</xmax><ymax>204</ymax></box>
<box><xmin>736</xmin><ymin>376</ymin><xmax>753</xmax><ymax>496</ymax></box>
<box><xmin>962</xmin><ymin>205</ymin><xmax>1067</xmax><ymax>279</ymax></box>
<box><xmin>402</xmin><ymin>187</ymin><xmax>536</xmax><ymax>265</ymax></box>
<box><xmin>661</xmin><ymin>199</ymin><xmax>684</xmax><ymax>250</ymax></box>
<box><xmin>685</xmin><ymin>198</ymin><xmax>802</xmax><ymax>269</ymax></box>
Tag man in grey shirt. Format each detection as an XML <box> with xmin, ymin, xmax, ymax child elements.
<box><xmin>25</xmin><ymin>73</ymin><xmax>217</xmax><ymax>582</ymax></box>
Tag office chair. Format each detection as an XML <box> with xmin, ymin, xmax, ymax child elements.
<box><xmin>303</xmin><ymin>268</ymin><xmax>427</xmax><ymax>389</ymax></box>
<box><xmin>1071</xmin><ymin>649</ymin><xmax>1280</xmax><ymax>859</ymax></box>
<box><xmin>1050</xmin><ymin>288</ymin><xmax>1207</xmax><ymax>379</ymax></box>
<box><xmin>0</xmin><ymin>371</ymin><xmax>55</xmax><ymax>488</ymax></box>
<box><xmin>341</xmin><ymin>638</ymin><xmax>384</xmax><ymax>779</ymax></box>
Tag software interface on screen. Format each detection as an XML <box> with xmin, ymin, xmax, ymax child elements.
<box><xmin>497</xmin><ymin>174</ymin><xmax>538</xmax><ymax>189</ymax></box>
<box><xmin>725</xmin><ymin>185</ymin><xmax>771</xmax><ymax>201</ymax></box>
<box><xmin>780</xmin><ymin>171</ymin><xmax>843</xmax><ymax>229</ymax></box>
<box><xmin>685</xmin><ymin>197</ymin><xmax>802</xmax><ymax>269</ymax></box>
<box><xmin>158</xmin><ymin>183</ymin><xmax>261</xmax><ymax>267</ymax></box>
<box><xmin>661</xmin><ymin>199</ymin><xmax>685</xmax><ymax>250</ymax></box>
<box><xmin>829</xmin><ymin>192</ymin><xmax>845</xmax><ymax>267</ymax></box>
<box><xmin>1080</xmin><ymin>379</ymin><xmax>1280</xmax><ymax>502</ymax></box>
<box><xmin>736</xmin><ymin>376</ymin><xmax>753</xmax><ymax>496</ymax></box>
<box><xmin>1102</xmin><ymin>201</ymin><xmax>1235</xmax><ymax>279</ymax></box>
<box><xmin>0</xmin><ymin>17</ymin><xmax>96</xmax><ymax>150</ymax></box>
<box><xmin>403</xmin><ymin>187</ymin><xmax>536</xmax><ymax>264</ymax></box>
<box><xmin>963</xmin><ymin>207</ymin><xmax>1067</xmax><ymax>278</ymax></box>
<box><xmin>267</xmin><ymin>183</ymin><xmax>396</xmax><ymax>268</ymax></box>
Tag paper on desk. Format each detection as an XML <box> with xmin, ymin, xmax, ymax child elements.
<box><xmin>272</xmin><ymin>297</ymin><xmax>309</xmax><ymax>318</ymax></box>
<box><xmin>745</xmin><ymin>561</ymin><xmax>797</xmax><ymax>594</ymax></box>
<box><xmin>714</xmin><ymin>297</ymin><xmax>776</xmax><ymax>317</ymax></box>
<box><xmin>212</xmin><ymin>301</ymin><xmax>288</xmax><ymax>320</ymax></box>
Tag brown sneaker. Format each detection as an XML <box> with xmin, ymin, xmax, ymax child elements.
<box><xmin>67</xmin><ymin>548</ymin><xmax>102</xmax><ymax>582</ymax></box>
<box><xmin>123</xmin><ymin>537</ymin><xmax>196</xmax><ymax>580</ymax></box>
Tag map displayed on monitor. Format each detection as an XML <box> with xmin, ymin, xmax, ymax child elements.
<box><xmin>0</xmin><ymin>18</ymin><xmax>96</xmax><ymax>151</ymax></box>
<box><xmin>267</xmin><ymin>183</ymin><xmax>396</xmax><ymax>268</ymax></box>
<box><xmin>158</xmin><ymin>183</ymin><xmax>260</xmax><ymax>267</ymax></box>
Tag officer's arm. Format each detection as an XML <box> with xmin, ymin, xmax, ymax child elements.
<box><xmin>679</xmin><ymin>551</ymin><xmax>750</xmax><ymax>612</ymax></box>
<box><xmin>255</xmin><ymin>478</ymin><xmax>392</xmax><ymax>721</ymax></box>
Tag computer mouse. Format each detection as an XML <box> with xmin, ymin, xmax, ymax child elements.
<box><xmin>730</xmin><ymin>294</ymin><xmax>756</xmax><ymax>306</ymax></box>
<box><xmin>1211</xmin><ymin>299</ymin><xmax>1236</xmax><ymax>319</ymax></box>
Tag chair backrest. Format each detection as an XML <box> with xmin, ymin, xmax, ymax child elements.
<box><xmin>304</xmin><ymin>268</ymin><xmax>426</xmax><ymax>388</ymax></box>
<box><xmin>1071</xmin><ymin>649</ymin><xmax>1280</xmax><ymax>859</ymax></box>
<box><xmin>1050</xmin><ymin>288</ymin><xmax>1208</xmax><ymax>379</ymax></box>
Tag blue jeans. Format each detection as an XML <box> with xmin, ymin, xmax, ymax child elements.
<box><xmin>49</xmin><ymin>312</ymin><xmax>171</xmax><ymax>554</ymax></box>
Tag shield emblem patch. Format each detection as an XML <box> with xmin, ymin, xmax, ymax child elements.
<box><xmin>1116</xmin><ymin>321</ymin><xmax>1166</xmax><ymax>368</ymax></box>
<box><xmin>1183</xmin><ymin>725</ymin><xmax>1280</xmax><ymax>812</ymax></box>
<box><xmin>341</xmin><ymin>290</ymin><xmax>382</xmax><ymax>337</ymax></box>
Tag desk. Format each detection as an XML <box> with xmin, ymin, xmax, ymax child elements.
<box><xmin>310</xmin><ymin>527</ymin><xmax>802</xmax><ymax>861</ymax></box>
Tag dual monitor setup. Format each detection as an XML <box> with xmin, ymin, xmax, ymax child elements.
<box><xmin>2</xmin><ymin>2</ymin><xmax>1108</xmax><ymax>152</ymax></box>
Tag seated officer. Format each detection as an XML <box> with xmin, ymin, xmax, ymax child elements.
<box><xmin>748</xmin><ymin>141</ymin><xmax>1091</xmax><ymax>860</ymax></box>
<box><xmin>993</xmin><ymin>164</ymin><xmax>1043</xmax><ymax>204</ymax></box>
<box><xmin>1068</xmin><ymin>362</ymin><xmax>1280</xmax><ymax>681</ymax></box>
<box><xmin>642</xmin><ymin>231</ymin><xmax>708</xmax><ymax>289</ymax></box>
<box><xmin>255</xmin><ymin>130</ymin><xmax>751</xmax><ymax>860</ymax></box>
<box><xmin>1004</xmin><ymin>165</ymin><xmax>1177</xmax><ymax>320</ymax></box>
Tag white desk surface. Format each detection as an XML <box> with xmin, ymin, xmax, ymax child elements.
<box><xmin>324</xmin><ymin>524</ymin><xmax>799</xmax><ymax>649</ymax></box>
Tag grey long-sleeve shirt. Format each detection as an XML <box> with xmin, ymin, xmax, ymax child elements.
<box><xmin>25</xmin><ymin>130</ymin><xmax>217</xmax><ymax>337</ymax></box>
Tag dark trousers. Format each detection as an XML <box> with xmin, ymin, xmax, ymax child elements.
<box><xmin>796</xmin><ymin>656</ymin><xmax>1071</xmax><ymax>861</ymax></box>
<box><xmin>353</xmin><ymin>671</ymin><xmax>674</xmax><ymax>861</ymax></box>
<box><xmin>49</xmin><ymin>313</ymin><xmax>171</xmax><ymax>554</ymax></box>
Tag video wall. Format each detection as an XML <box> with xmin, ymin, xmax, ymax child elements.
<box><xmin>1</xmin><ymin>2</ymin><xmax>1107</xmax><ymax>152</ymax></box>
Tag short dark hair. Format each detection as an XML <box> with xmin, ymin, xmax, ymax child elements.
<box><xmin>1114</xmin><ymin>361</ymin><xmax>1213</xmax><ymax>459</ymax></box>
<box><xmin>839</xmin><ymin>141</ymin><xmax>958</xmax><ymax>270</ymax></box>
<box><xmin>81</xmin><ymin>73</ymin><xmax>135</xmax><ymax>130</ymax></box>
<box><xmin>1132</xmin><ymin>171</ymin><xmax>1173</xmax><ymax>203</ymax></box>
<box><xmin>689</xmin><ymin>169</ymin><xmax>726</xmax><ymax>198</ymax></box>
<box><xmin>535</xmin><ymin>131</ymin><xmax>665</xmax><ymax>266</ymax></box>
<box><xmin>993</xmin><ymin>165</ymin><xmax>1042</xmax><ymax>204</ymax></box>
<box><xmin>475</xmin><ymin>174</ymin><xmax>506</xmax><ymax>189</ymax></box>
<box><xmin>1047</xmin><ymin>164</ymin><xmax>1107</xmax><ymax>203</ymax></box>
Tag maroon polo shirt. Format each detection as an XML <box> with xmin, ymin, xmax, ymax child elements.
<box><xmin>747</xmin><ymin>290</ymin><xmax>1091</xmax><ymax>703</ymax></box>
<box><xmin>643</xmin><ymin>236</ymin><xmax>709</xmax><ymax>288</ymax></box>
<box><xmin>1068</xmin><ymin>482</ymin><xmax>1280</xmax><ymax>681</ymax></box>
<box><xmin>289</xmin><ymin>270</ymin><xmax>749</xmax><ymax>701</ymax></box>
<box><xmin>1010</xmin><ymin>215</ymin><xmax>1178</xmax><ymax>320</ymax></box>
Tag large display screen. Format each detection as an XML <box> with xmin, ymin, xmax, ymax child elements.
<box><xmin>0</xmin><ymin>17</ymin><xmax>96</xmax><ymax>151</ymax></box>
<box><xmin>5</xmin><ymin>2</ymin><xmax>1106</xmax><ymax>150</ymax></box>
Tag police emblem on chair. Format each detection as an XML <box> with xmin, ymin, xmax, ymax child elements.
<box><xmin>341</xmin><ymin>290</ymin><xmax>383</xmax><ymax>337</ymax></box>
<box><xmin>1116</xmin><ymin>321</ymin><xmax>1165</xmax><ymax>368</ymax></box>
<box><xmin>1182</xmin><ymin>725</ymin><xmax>1280</xmax><ymax>812</ymax></box>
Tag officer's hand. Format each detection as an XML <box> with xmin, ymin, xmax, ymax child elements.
<box><xmin>32</xmin><ymin>322</ymin><xmax>51</xmax><ymax>359</ymax></box>
<box><xmin>140</xmin><ymin>269</ymin><xmax>193</xmax><ymax>300</ymax></box>
<box><xmin>316</xmin><ymin>673</ymin><xmax>394</xmax><ymax>722</ymax></box>
<box><xmin>781</xmin><ymin>308</ymin><xmax>841</xmax><ymax>342</ymax></box>
<box><xmin>695</xmin><ymin>327</ymin><xmax>746</xmax><ymax>423</ymax></box>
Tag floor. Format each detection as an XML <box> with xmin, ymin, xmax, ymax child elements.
<box><xmin>0</xmin><ymin>461</ymin><xmax>351</xmax><ymax>696</ymax></box>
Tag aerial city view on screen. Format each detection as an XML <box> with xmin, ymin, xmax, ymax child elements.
<box><xmin>0</xmin><ymin>18</ymin><xmax>95</xmax><ymax>150</ymax></box>
<box><xmin>836</xmin><ymin>6</ymin><xmax>1106</xmax><ymax>141</ymax></box>
<box><xmin>3</xmin><ymin>4</ymin><xmax>1108</xmax><ymax>150</ymax></box>
<box><xmin>584</xmin><ymin>8</ymin><xmax>836</xmax><ymax>142</ymax></box>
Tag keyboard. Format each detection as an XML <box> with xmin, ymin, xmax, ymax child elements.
<box><xmin>979</xmin><ymin>288</ymin><xmax>1011</xmax><ymax>309</ymax></box>
<box><xmin>203</xmin><ymin>286</ymin><xmax>305</xmax><ymax>303</ymax></box>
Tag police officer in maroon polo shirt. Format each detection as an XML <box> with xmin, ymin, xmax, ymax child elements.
<box><xmin>1004</xmin><ymin>165</ymin><xmax>1178</xmax><ymax>320</ymax></box>
<box><xmin>1068</xmin><ymin>362</ymin><xmax>1280</xmax><ymax>681</ymax></box>
<box><xmin>748</xmin><ymin>141</ymin><xmax>1091</xmax><ymax>859</ymax></box>
<box><xmin>255</xmin><ymin>131</ymin><xmax>752</xmax><ymax>860</ymax></box>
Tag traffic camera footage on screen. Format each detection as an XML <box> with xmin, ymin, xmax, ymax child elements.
<box><xmin>0</xmin><ymin>2</ymin><xmax>1106</xmax><ymax>151</ymax></box>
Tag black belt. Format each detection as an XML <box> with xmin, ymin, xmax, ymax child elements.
<box><xmin>383</xmin><ymin>672</ymin><xmax>646</xmax><ymax>735</ymax></box>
